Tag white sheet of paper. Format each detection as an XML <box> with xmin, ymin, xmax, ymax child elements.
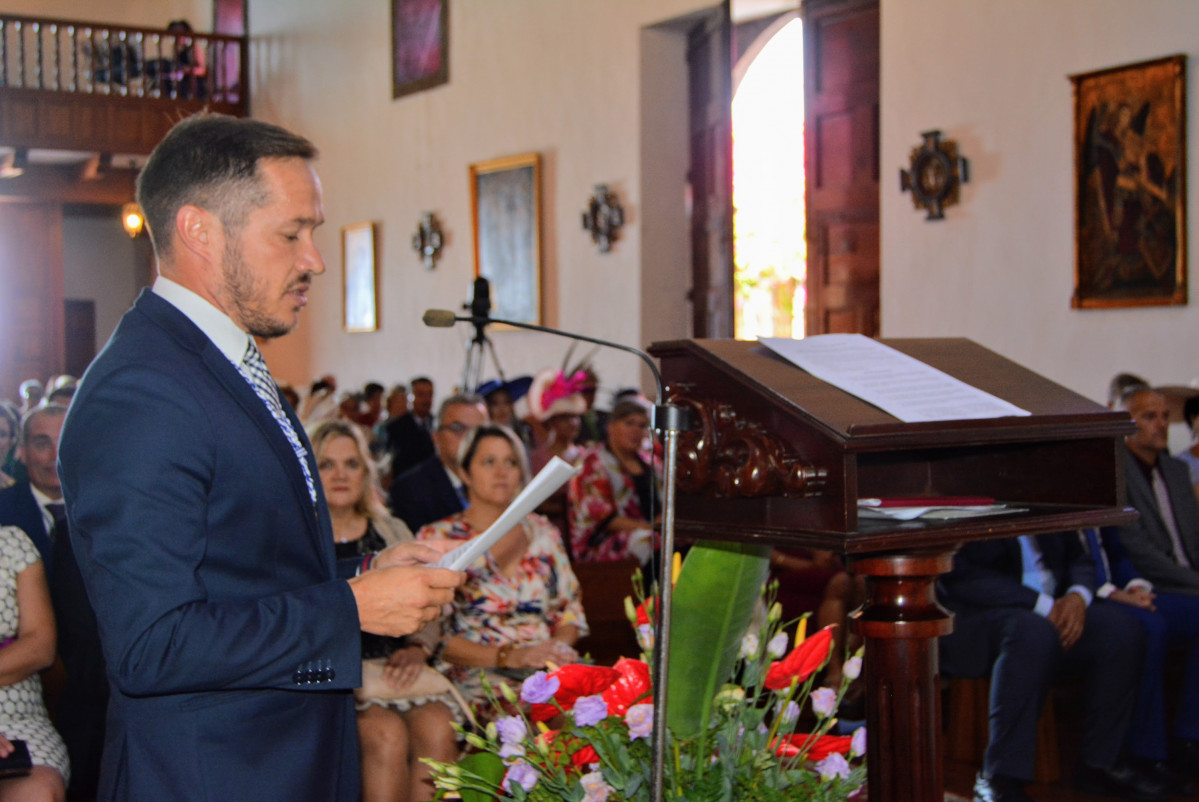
<box><xmin>760</xmin><ymin>334</ymin><xmax>1030</xmax><ymax>423</ymax></box>
<box><xmin>434</xmin><ymin>456</ymin><xmax>581</xmax><ymax>571</ymax></box>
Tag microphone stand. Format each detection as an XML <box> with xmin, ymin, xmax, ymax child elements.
<box><xmin>425</xmin><ymin>312</ymin><xmax>686</xmax><ymax>802</ymax></box>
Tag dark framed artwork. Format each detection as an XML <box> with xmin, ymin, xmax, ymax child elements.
<box><xmin>1071</xmin><ymin>54</ymin><xmax>1187</xmax><ymax>308</ymax></box>
<box><xmin>392</xmin><ymin>0</ymin><xmax>448</xmax><ymax>99</ymax></box>
<box><xmin>342</xmin><ymin>221</ymin><xmax>378</xmax><ymax>333</ymax></box>
<box><xmin>470</xmin><ymin>152</ymin><xmax>543</xmax><ymax>325</ymax></box>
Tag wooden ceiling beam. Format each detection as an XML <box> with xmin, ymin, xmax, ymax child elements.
<box><xmin>0</xmin><ymin>163</ymin><xmax>136</xmax><ymax>205</ymax></box>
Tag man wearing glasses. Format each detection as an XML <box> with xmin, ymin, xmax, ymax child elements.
<box><xmin>389</xmin><ymin>394</ymin><xmax>488</xmax><ymax>530</ymax></box>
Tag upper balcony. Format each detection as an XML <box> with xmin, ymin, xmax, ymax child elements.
<box><xmin>0</xmin><ymin>13</ymin><xmax>247</xmax><ymax>201</ymax></box>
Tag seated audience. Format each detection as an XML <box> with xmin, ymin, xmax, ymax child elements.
<box><xmin>1110</xmin><ymin>386</ymin><xmax>1199</xmax><ymax>772</ymax></box>
<box><xmin>277</xmin><ymin>383</ymin><xmax>301</xmax><ymax>410</ymax></box>
<box><xmin>1085</xmin><ymin>527</ymin><xmax>1196</xmax><ymax>794</ymax></box>
<box><xmin>384</xmin><ymin>377</ymin><xmax>437</xmax><ymax>479</ymax></box>
<box><xmin>1108</xmin><ymin>372</ymin><xmax>1149</xmax><ymax>409</ymax></box>
<box><xmin>527</xmin><ymin>369</ymin><xmax>588</xmax><ymax>543</ymax></box>
<box><xmin>567</xmin><ymin>398</ymin><xmax>659</xmax><ymax>564</ymax></box>
<box><xmin>149</xmin><ymin>20</ymin><xmax>207</xmax><ymax>99</ymax></box>
<box><xmin>0</xmin><ymin>525</ymin><xmax>69</xmax><ymax>801</ymax></box>
<box><xmin>938</xmin><ymin>531</ymin><xmax>1162</xmax><ymax>801</ymax></box>
<box><xmin>577</xmin><ymin>366</ymin><xmax>607</xmax><ymax>446</ymax></box>
<box><xmin>298</xmin><ymin>374</ymin><xmax>338</xmax><ymax>426</ymax></box>
<box><xmin>0</xmin><ymin>403</ymin><xmax>16</xmax><ymax>489</ymax></box>
<box><xmin>311</xmin><ymin>421</ymin><xmax>458</xmax><ymax>802</ymax></box>
<box><xmin>17</xmin><ymin>381</ymin><xmax>42</xmax><ymax>416</ymax></box>
<box><xmin>389</xmin><ymin>394</ymin><xmax>487</xmax><ymax>532</ymax></box>
<box><xmin>476</xmin><ymin>377</ymin><xmax>534</xmax><ymax>454</ymax></box>
<box><xmin>0</xmin><ymin>404</ymin><xmax>106</xmax><ymax>798</ymax></box>
<box><xmin>1174</xmin><ymin>395</ymin><xmax>1199</xmax><ymax>496</ymax></box>
<box><xmin>373</xmin><ymin>384</ymin><xmax>409</xmax><ymax>462</ymax></box>
<box><xmin>417</xmin><ymin>425</ymin><xmax>587</xmax><ymax>724</ymax></box>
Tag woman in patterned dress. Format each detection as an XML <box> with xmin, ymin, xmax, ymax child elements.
<box><xmin>567</xmin><ymin>398</ymin><xmax>661</xmax><ymax>564</ymax></box>
<box><xmin>0</xmin><ymin>525</ymin><xmax>68</xmax><ymax>800</ymax></box>
<box><xmin>417</xmin><ymin>425</ymin><xmax>588</xmax><ymax>723</ymax></box>
<box><xmin>310</xmin><ymin>421</ymin><xmax>458</xmax><ymax>802</ymax></box>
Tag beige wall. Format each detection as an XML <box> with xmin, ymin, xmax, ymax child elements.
<box><xmin>249</xmin><ymin>0</ymin><xmax>711</xmax><ymax>404</ymax></box>
<box><xmin>881</xmin><ymin>0</ymin><xmax>1199</xmax><ymax>409</ymax></box>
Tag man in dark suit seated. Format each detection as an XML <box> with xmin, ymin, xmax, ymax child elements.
<box><xmin>1110</xmin><ymin>385</ymin><xmax>1199</xmax><ymax>772</ymax></box>
<box><xmin>383</xmin><ymin>376</ymin><xmax>436</xmax><ymax>478</ymax></box>
<box><xmin>0</xmin><ymin>404</ymin><xmax>64</xmax><ymax>569</ymax></box>
<box><xmin>389</xmin><ymin>393</ymin><xmax>487</xmax><ymax>531</ymax></box>
<box><xmin>938</xmin><ymin>531</ymin><xmax>1164</xmax><ymax>802</ymax></box>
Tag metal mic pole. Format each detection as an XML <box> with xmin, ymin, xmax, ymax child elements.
<box><xmin>423</xmin><ymin>311</ymin><xmax>686</xmax><ymax>802</ymax></box>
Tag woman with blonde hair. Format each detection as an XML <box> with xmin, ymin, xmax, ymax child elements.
<box><xmin>310</xmin><ymin>420</ymin><xmax>459</xmax><ymax>802</ymax></box>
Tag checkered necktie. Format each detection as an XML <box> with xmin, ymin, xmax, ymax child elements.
<box><xmin>240</xmin><ymin>340</ymin><xmax>317</xmax><ymax>505</ymax></box>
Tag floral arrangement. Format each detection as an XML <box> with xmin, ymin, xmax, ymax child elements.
<box><xmin>428</xmin><ymin>544</ymin><xmax>866</xmax><ymax>801</ymax></box>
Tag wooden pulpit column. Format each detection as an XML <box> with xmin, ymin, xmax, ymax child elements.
<box><xmin>649</xmin><ymin>338</ymin><xmax>1136</xmax><ymax>802</ymax></box>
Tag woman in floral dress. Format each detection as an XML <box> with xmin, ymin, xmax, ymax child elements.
<box><xmin>567</xmin><ymin>399</ymin><xmax>661</xmax><ymax>564</ymax></box>
<box><xmin>417</xmin><ymin>425</ymin><xmax>588</xmax><ymax>723</ymax></box>
<box><xmin>0</xmin><ymin>525</ymin><xmax>69</xmax><ymax>800</ymax></box>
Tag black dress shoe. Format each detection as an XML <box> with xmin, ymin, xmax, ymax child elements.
<box><xmin>1137</xmin><ymin>758</ymin><xmax>1193</xmax><ymax>796</ymax></box>
<box><xmin>1074</xmin><ymin>760</ymin><xmax>1168</xmax><ymax>801</ymax></box>
<box><xmin>972</xmin><ymin>772</ymin><xmax>1031</xmax><ymax>802</ymax></box>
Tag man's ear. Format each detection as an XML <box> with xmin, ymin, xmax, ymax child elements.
<box><xmin>175</xmin><ymin>205</ymin><xmax>222</xmax><ymax>263</ymax></box>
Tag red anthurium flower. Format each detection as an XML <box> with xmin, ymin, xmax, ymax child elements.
<box><xmin>529</xmin><ymin>664</ymin><xmax>621</xmax><ymax>722</ymax></box>
<box><xmin>763</xmin><ymin>625</ymin><xmax>835</xmax><ymax>691</ymax></box>
<box><xmin>771</xmin><ymin>733</ymin><xmax>852</xmax><ymax>761</ymax></box>
<box><xmin>602</xmin><ymin>657</ymin><xmax>653</xmax><ymax>715</ymax></box>
<box><xmin>635</xmin><ymin>597</ymin><xmax>656</xmax><ymax>626</ymax></box>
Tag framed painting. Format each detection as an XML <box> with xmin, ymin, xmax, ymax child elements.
<box><xmin>392</xmin><ymin>0</ymin><xmax>449</xmax><ymax>99</ymax></box>
<box><xmin>470</xmin><ymin>152</ymin><xmax>543</xmax><ymax>325</ymax></box>
<box><xmin>1071</xmin><ymin>54</ymin><xmax>1187</xmax><ymax>309</ymax></box>
<box><xmin>343</xmin><ymin>221</ymin><xmax>378</xmax><ymax>333</ymax></box>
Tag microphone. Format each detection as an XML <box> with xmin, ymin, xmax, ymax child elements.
<box><xmin>422</xmin><ymin>309</ymin><xmax>668</xmax><ymax>401</ymax></box>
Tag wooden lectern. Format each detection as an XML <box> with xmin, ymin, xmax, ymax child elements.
<box><xmin>648</xmin><ymin>338</ymin><xmax>1136</xmax><ymax>802</ymax></box>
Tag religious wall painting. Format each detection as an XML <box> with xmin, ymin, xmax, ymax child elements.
<box><xmin>469</xmin><ymin>152</ymin><xmax>543</xmax><ymax>325</ymax></box>
<box><xmin>392</xmin><ymin>0</ymin><xmax>448</xmax><ymax>99</ymax></box>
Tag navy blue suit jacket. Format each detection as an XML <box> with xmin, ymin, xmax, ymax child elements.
<box><xmin>388</xmin><ymin>454</ymin><xmax>464</xmax><ymax>532</ymax></box>
<box><xmin>384</xmin><ymin>413</ymin><xmax>435</xmax><ymax>478</ymax></box>
<box><xmin>938</xmin><ymin>532</ymin><xmax>1096</xmax><ymax>678</ymax></box>
<box><xmin>58</xmin><ymin>290</ymin><xmax>362</xmax><ymax>801</ymax></box>
<box><xmin>0</xmin><ymin>480</ymin><xmax>53</xmax><ymax>573</ymax></box>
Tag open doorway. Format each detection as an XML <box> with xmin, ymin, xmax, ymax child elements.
<box><xmin>732</xmin><ymin>15</ymin><xmax>805</xmax><ymax>340</ymax></box>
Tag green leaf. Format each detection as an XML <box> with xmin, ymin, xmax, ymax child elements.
<box><xmin>666</xmin><ymin>541</ymin><xmax>771</xmax><ymax>739</ymax></box>
<box><xmin>457</xmin><ymin>751</ymin><xmax>506</xmax><ymax>802</ymax></box>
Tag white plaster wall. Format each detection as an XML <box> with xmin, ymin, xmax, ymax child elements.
<box><xmin>61</xmin><ymin>213</ymin><xmax>143</xmax><ymax>353</ymax></box>
<box><xmin>249</xmin><ymin>0</ymin><xmax>711</xmax><ymax>405</ymax></box>
<box><xmin>880</xmin><ymin>0</ymin><xmax>1199</xmax><ymax>408</ymax></box>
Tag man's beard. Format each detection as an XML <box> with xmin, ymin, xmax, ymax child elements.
<box><xmin>223</xmin><ymin>238</ymin><xmax>303</xmax><ymax>339</ymax></box>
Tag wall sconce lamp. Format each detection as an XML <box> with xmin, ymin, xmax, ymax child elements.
<box><xmin>121</xmin><ymin>202</ymin><xmax>145</xmax><ymax>238</ymax></box>
<box><xmin>581</xmin><ymin>184</ymin><xmax>624</xmax><ymax>253</ymax></box>
<box><xmin>411</xmin><ymin>212</ymin><xmax>444</xmax><ymax>269</ymax></box>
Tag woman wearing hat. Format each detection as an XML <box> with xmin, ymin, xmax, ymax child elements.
<box><xmin>475</xmin><ymin>376</ymin><xmax>534</xmax><ymax>455</ymax></box>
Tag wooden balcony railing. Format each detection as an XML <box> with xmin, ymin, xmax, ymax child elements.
<box><xmin>0</xmin><ymin>13</ymin><xmax>247</xmax><ymax>155</ymax></box>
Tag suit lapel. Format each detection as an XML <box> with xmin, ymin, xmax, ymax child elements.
<box><xmin>136</xmin><ymin>292</ymin><xmax>332</xmax><ymax>566</ymax></box>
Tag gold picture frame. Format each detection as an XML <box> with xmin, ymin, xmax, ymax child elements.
<box><xmin>1071</xmin><ymin>54</ymin><xmax>1187</xmax><ymax>309</ymax></box>
<box><xmin>342</xmin><ymin>221</ymin><xmax>378</xmax><ymax>333</ymax></box>
<box><xmin>469</xmin><ymin>152</ymin><xmax>543</xmax><ymax>325</ymax></box>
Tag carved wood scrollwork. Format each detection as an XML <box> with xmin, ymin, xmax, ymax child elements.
<box><xmin>666</xmin><ymin>388</ymin><xmax>827</xmax><ymax>498</ymax></box>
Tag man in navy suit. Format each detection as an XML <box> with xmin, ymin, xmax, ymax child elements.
<box><xmin>383</xmin><ymin>377</ymin><xmax>436</xmax><ymax>478</ymax></box>
<box><xmin>938</xmin><ymin>532</ymin><xmax>1163</xmax><ymax>802</ymax></box>
<box><xmin>0</xmin><ymin>403</ymin><xmax>64</xmax><ymax>570</ymax></box>
<box><xmin>389</xmin><ymin>393</ymin><xmax>487</xmax><ymax>531</ymax></box>
<box><xmin>57</xmin><ymin>114</ymin><xmax>463</xmax><ymax>802</ymax></box>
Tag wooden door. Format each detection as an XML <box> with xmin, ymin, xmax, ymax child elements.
<box><xmin>64</xmin><ymin>299</ymin><xmax>96</xmax><ymax>379</ymax></box>
<box><xmin>687</xmin><ymin>1</ymin><xmax>734</xmax><ymax>339</ymax></box>
<box><xmin>0</xmin><ymin>203</ymin><xmax>64</xmax><ymax>401</ymax></box>
<box><xmin>802</xmin><ymin>0</ymin><xmax>879</xmax><ymax>336</ymax></box>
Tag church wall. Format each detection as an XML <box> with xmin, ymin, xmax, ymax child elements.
<box><xmin>880</xmin><ymin>0</ymin><xmax>1199</xmax><ymax>412</ymax></box>
<box><xmin>249</xmin><ymin>0</ymin><xmax>710</xmax><ymax>405</ymax></box>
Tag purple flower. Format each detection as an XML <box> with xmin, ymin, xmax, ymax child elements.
<box><xmin>740</xmin><ymin>632</ymin><xmax>760</xmax><ymax>658</ymax></box>
<box><xmin>625</xmin><ymin>703</ymin><xmax>653</xmax><ymax>740</ymax></box>
<box><xmin>811</xmin><ymin>686</ymin><xmax>838</xmax><ymax>718</ymax></box>
<box><xmin>777</xmin><ymin>700</ymin><xmax>800</xmax><ymax>723</ymax></box>
<box><xmin>580</xmin><ymin>770</ymin><xmax>613</xmax><ymax>801</ymax></box>
<box><xmin>502</xmin><ymin>759</ymin><xmax>539</xmax><ymax>793</ymax></box>
<box><xmin>573</xmin><ymin>694</ymin><xmax>609</xmax><ymax>727</ymax></box>
<box><xmin>767</xmin><ymin>632</ymin><xmax>789</xmax><ymax>658</ymax></box>
<box><xmin>816</xmin><ymin>752</ymin><xmax>851</xmax><ymax>780</ymax></box>
<box><xmin>499</xmin><ymin>741</ymin><xmax>526</xmax><ymax>760</ymax></box>
<box><xmin>496</xmin><ymin>715</ymin><xmax>527</xmax><ymax>745</ymax></box>
<box><xmin>851</xmin><ymin>726</ymin><xmax>867</xmax><ymax>757</ymax></box>
<box><xmin>520</xmin><ymin>671</ymin><xmax>560</xmax><ymax>704</ymax></box>
<box><xmin>844</xmin><ymin>655</ymin><xmax>862</xmax><ymax>681</ymax></box>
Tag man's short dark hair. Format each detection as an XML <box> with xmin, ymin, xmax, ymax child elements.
<box><xmin>411</xmin><ymin>377</ymin><xmax>433</xmax><ymax>388</ymax></box>
<box><xmin>136</xmin><ymin>113</ymin><xmax>317</xmax><ymax>260</ymax></box>
<box><xmin>437</xmin><ymin>393</ymin><xmax>483</xmax><ymax>421</ymax></box>
<box><xmin>1183</xmin><ymin>395</ymin><xmax>1199</xmax><ymax>429</ymax></box>
<box><xmin>363</xmin><ymin>383</ymin><xmax>384</xmax><ymax>398</ymax></box>
<box><xmin>1108</xmin><ymin>372</ymin><xmax>1149</xmax><ymax>408</ymax></box>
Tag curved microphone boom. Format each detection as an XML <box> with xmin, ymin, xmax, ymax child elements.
<box><xmin>423</xmin><ymin>306</ymin><xmax>685</xmax><ymax>802</ymax></box>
